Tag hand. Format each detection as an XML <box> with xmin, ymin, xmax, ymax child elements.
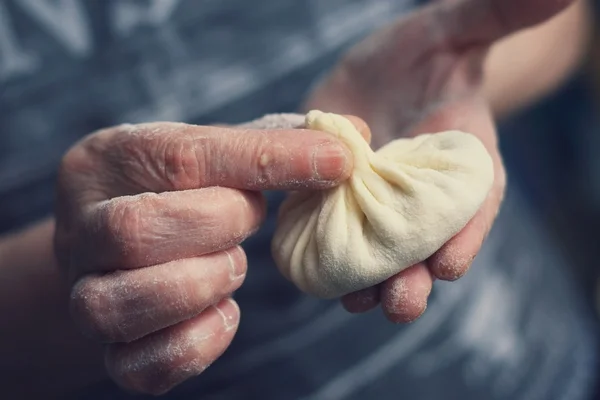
<box><xmin>53</xmin><ymin>122</ymin><xmax>353</xmax><ymax>395</ymax></box>
<box><xmin>306</xmin><ymin>0</ymin><xmax>575</xmax><ymax>323</ymax></box>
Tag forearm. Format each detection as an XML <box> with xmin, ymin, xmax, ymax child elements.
<box><xmin>483</xmin><ymin>0</ymin><xmax>592</xmax><ymax>118</ymax></box>
<box><xmin>0</xmin><ymin>219</ymin><xmax>105</xmax><ymax>398</ymax></box>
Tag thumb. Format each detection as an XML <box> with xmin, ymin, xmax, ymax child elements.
<box><xmin>440</xmin><ymin>0</ymin><xmax>576</xmax><ymax>45</ymax></box>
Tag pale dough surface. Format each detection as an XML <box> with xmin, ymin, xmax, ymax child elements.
<box><xmin>271</xmin><ymin>110</ymin><xmax>494</xmax><ymax>299</ymax></box>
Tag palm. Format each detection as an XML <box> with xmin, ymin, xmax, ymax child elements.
<box><xmin>306</xmin><ymin>12</ymin><xmax>482</xmax><ymax>144</ymax></box>
<box><xmin>304</xmin><ymin>0</ymin><xmax>573</xmax><ymax>322</ymax></box>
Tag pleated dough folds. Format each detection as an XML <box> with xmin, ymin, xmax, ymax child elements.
<box><xmin>272</xmin><ymin>110</ymin><xmax>494</xmax><ymax>299</ymax></box>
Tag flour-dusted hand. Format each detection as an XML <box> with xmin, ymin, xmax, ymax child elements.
<box><xmin>53</xmin><ymin>120</ymin><xmax>353</xmax><ymax>395</ymax></box>
<box><xmin>272</xmin><ymin>111</ymin><xmax>494</xmax><ymax>298</ymax></box>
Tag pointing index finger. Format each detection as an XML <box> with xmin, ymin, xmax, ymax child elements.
<box><xmin>80</xmin><ymin>122</ymin><xmax>354</xmax><ymax>199</ymax></box>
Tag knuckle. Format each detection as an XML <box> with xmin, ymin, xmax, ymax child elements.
<box><xmin>70</xmin><ymin>276</ymin><xmax>121</xmax><ymax>342</ymax></box>
<box><xmin>178</xmin><ymin>253</ymin><xmax>247</xmax><ymax>314</ymax></box>
<box><xmin>113</xmin><ymin>130</ymin><xmax>142</xmax><ymax>164</ymax></box>
<box><xmin>159</xmin><ymin>134</ymin><xmax>206</xmax><ymax>190</ymax></box>
<box><xmin>100</xmin><ymin>198</ymin><xmax>145</xmax><ymax>267</ymax></box>
<box><xmin>102</xmin><ymin>122</ymin><xmax>211</xmax><ymax>191</ymax></box>
<box><xmin>103</xmin><ymin>123</ymin><xmax>202</xmax><ymax>191</ymax></box>
<box><xmin>109</xmin><ymin>127</ymin><xmax>156</xmax><ymax>185</ymax></box>
<box><xmin>162</xmin><ymin>136</ymin><xmax>207</xmax><ymax>189</ymax></box>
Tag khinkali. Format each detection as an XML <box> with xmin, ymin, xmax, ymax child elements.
<box><xmin>272</xmin><ymin>110</ymin><xmax>494</xmax><ymax>299</ymax></box>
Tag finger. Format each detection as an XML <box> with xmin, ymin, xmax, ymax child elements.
<box><xmin>417</xmin><ymin>98</ymin><xmax>506</xmax><ymax>280</ymax></box>
<box><xmin>429</xmin><ymin>161</ymin><xmax>506</xmax><ymax>280</ymax></box>
<box><xmin>72</xmin><ymin>187</ymin><xmax>264</xmax><ymax>273</ymax></box>
<box><xmin>70</xmin><ymin>247</ymin><xmax>246</xmax><ymax>343</ymax></box>
<box><xmin>381</xmin><ymin>263</ymin><xmax>433</xmax><ymax>323</ymax></box>
<box><xmin>440</xmin><ymin>0</ymin><xmax>577</xmax><ymax>46</ymax></box>
<box><xmin>301</xmin><ymin>113</ymin><xmax>373</xmax><ymax>315</ymax></box>
<box><xmin>343</xmin><ymin>114</ymin><xmax>372</xmax><ymax>144</ymax></box>
<box><xmin>64</xmin><ymin>121</ymin><xmax>354</xmax><ymax>203</ymax></box>
<box><xmin>105</xmin><ymin>297</ymin><xmax>239</xmax><ymax>396</ymax></box>
<box><xmin>341</xmin><ymin>286</ymin><xmax>380</xmax><ymax>313</ymax></box>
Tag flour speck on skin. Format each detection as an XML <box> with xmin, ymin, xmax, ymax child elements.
<box><xmin>106</xmin><ymin>299</ymin><xmax>239</xmax><ymax>394</ymax></box>
<box><xmin>383</xmin><ymin>274</ymin><xmax>430</xmax><ymax>323</ymax></box>
<box><xmin>431</xmin><ymin>242</ymin><xmax>475</xmax><ymax>281</ymax></box>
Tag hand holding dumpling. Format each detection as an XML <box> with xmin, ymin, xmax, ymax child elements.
<box><xmin>272</xmin><ymin>111</ymin><xmax>494</xmax><ymax>299</ymax></box>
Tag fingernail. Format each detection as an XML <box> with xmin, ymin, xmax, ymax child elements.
<box><xmin>313</xmin><ymin>143</ymin><xmax>350</xmax><ymax>182</ymax></box>
<box><xmin>225</xmin><ymin>247</ymin><xmax>246</xmax><ymax>280</ymax></box>
<box><xmin>214</xmin><ymin>298</ymin><xmax>240</xmax><ymax>331</ymax></box>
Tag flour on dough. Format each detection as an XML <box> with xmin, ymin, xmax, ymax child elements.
<box><xmin>271</xmin><ymin>110</ymin><xmax>494</xmax><ymax>299</ymax></box>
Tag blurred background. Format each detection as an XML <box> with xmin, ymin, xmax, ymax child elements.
<box><xmin>496</xmin><ymin>23</ymin><xmax>600</xmax><ymax>314</ymax></box>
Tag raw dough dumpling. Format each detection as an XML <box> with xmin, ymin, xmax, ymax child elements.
<box><xmin>271</xmin><ymin>110</ymin><xmax>494</xmax><ymax>299</ymax></box>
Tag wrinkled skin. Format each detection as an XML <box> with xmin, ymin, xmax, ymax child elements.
<box><xmin>54</xmin><ymin>122</ymin><xmax>354</xmax><ymax>395</ymax></box>
<box><xmin>54</xmin><ymin>0</ymin><xmax>574</xmax><ymax>395</ymax></box>
<box><xmin>305</xmin><ymin>0</ymin><xmax>574</xmax><ymax>322</ymax></box>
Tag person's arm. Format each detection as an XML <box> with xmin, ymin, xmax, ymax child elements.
<box><xmin>0</xmin><ymin>219</ymin><xmax>105</xmax><ymax>398</ymax></box>
<box><xmin>483</xmin><ymin>0</ymin><xmax>592</xmax><ymax>118</ymax></box>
